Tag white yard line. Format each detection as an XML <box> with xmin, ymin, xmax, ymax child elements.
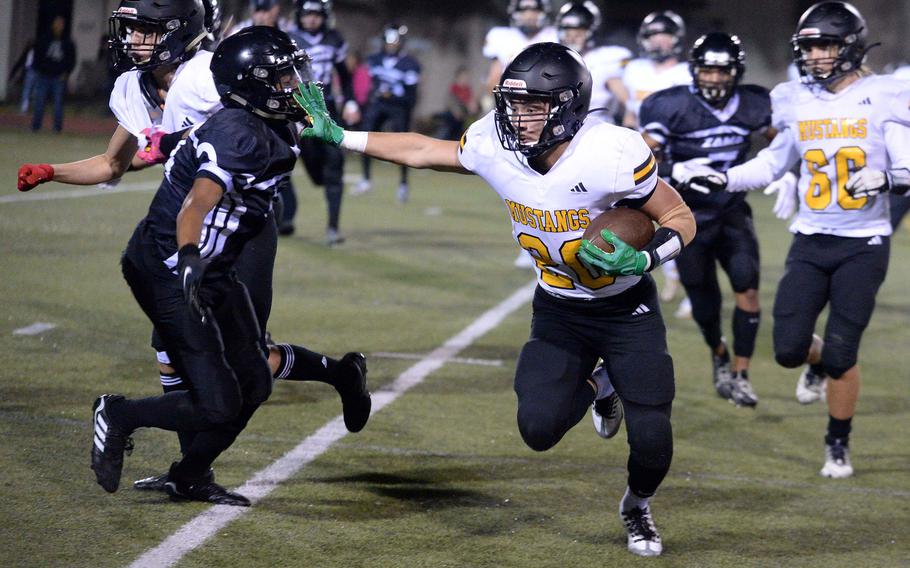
<box><xmin>0</xmin><ymin>181</ymin><xmax>157</xmax><ymax>204</ymax></box>
<box><xmin>12</xmin><ymin>322</ymin><xmax>57</xmax><ymax>336</ymax></box>
<box><xmin>371</xmin><ymin>351</ymin><xmax>503</xmax><ymax>367</ymax></box>
<box><xmin>127</xmin><ymin>281</ymin><xmax>536</xmax><ymax>568</ymax></box>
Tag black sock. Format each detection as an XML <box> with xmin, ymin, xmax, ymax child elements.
<box><xmin>273</xmin><ymin>343</ymin><xmax>338</xmax><ymax>385</ymax></box>
<box><xmin>160</xmin><ymin>371</ymin><xmax>195</xmax><ymax>455</ymax></box>
<box><xmin>732</xmin><ymin>307</ymin><xmax>761</xmax><ymax>359</ymax></box>
<box><xmin>108</xmin><ymin>391</ymin><xmax>208</xmax><ymax>433</ymax></box>
<box><xmin>826</xmin><ymin>415</ymin><xmax>852</xmax><ymax>445</ymax></box>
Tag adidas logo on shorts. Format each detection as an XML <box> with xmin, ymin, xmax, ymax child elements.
<box><xmin>632</xmin><ymin>304</ymin><xmax>651</xmax><ymax>316</ymax></box>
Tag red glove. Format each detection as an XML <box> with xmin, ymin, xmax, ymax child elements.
<box><xmin>137</xmin><ymin>127</ymin><xmax>168</xmax><ymax>165</ymax></box>
<box><xmin>17</xmin><ymin>163</ymin><xmax>54</xmax><ymax>192</ymax></box>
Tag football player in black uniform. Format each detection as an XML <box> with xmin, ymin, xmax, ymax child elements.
<box><xmin>286</xmin><ymin>0</ymin><xmax>360</xmax><ymax>244</ymax></box>
<box><xmin>639</xmin><ymin>33</ymin><xmax>771</xmax><ymax>407</ymax></box>
<box><xmin>355</xmin><ymin>24</ymin><xmax>421</xmax><ymax>203</ymax></box>
<box><xmin>90</xmin><ymin>27</ymin><xmax>368</xmax><ymax>506</ymax></box>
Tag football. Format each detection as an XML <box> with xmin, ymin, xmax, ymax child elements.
<box><xmin>583</xmin><ymin>207</ymin><xmax>655</xmax><ymax>252</ymax></box>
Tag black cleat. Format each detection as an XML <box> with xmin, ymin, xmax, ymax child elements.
<box><xmin>333</xmin><ymin>352</ymin><xmax>371</xmax><ymax>433</ymax></box>
<box><xmin>165</xmin><ymin>472</ymin><xmax>250</xmax><ymax>507</ymax></box>
<box><xmin>133</xmin><ymin>472</ymin><xmax>170</xmax><ymax>492</ymax></box>
<box><xmin>90</xmin><ymin>394</ymin><xmax>134</xmax><ymax>493</ymax></box>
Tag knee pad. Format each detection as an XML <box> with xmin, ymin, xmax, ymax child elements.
<box><xmin>820</xmin><ymin>344</ymin><xmax>857</xmax><ymax>380</ymax></box>
<box><xmin>773</xmin><ymin>325</ymin><xmax>812</xmax><ymax>369</ymax></box>
<box><xmin>625</xmin><ymin>403</ymin><xmax>673</xmax><ymax>471</ymax></box>
<box><xmin>517</xmin><ymin>406</ymin><xmax>563</xmax><ymax>452</ymax></box>
<box><xmin>179</xmin><ymin>350</ymin><xmax>242</xmax><ymax>425</ymax></box>
<box><xmin>226</xmin><ymin>342</ymin><xmax>273</xmax><ymax>405</ymax></box>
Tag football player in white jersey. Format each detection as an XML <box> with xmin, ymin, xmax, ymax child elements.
<box><xmin>298</xmin><ymin>42</ymin><xmax>697</xmax><ymax>557</ymax></box>
<box><xmin>481</xmin><ymin>0</ymin><xmax>558</xmax><ymax>108</ymax></box>
<box><xmin>609</xmin><ymin>11</ymin><xmax>691</xmax><ymax>315</ymax></box>
<box><xmin>556</xmin><ymin>1</ymin><xmax>631</xmax><ymax>124</ymax></box>
<box><xmin>674</xmin><ymin>1</ymin><xmax>910</xmax><ymax>479</ymax></box>
<box><xmin>613</xmin><ymin>11</ymin><xmax>691</xmax><ymax>129</ymax></box>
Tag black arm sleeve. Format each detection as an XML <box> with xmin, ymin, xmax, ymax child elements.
<box><xmin>334</xmin><ymin>59</ymin><xmax>355</xmax><ymax>104</ymax></box>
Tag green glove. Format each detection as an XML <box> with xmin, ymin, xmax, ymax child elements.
<box><xmin>293</xmin><ymin>82</ymin><xmax>344</xmax><ymax>146</ymax></box>
<box><xmin>578</xmin><ymin>229</ymin><xmax>649</xmax><ymax>277</ymax></box>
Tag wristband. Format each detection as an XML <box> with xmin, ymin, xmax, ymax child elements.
<box><xmin>340</xmin><ymin>130</ymin><xmax>368</xmax><ymax>153</ymax></box>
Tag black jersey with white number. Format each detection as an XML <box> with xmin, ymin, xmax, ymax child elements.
<box><xmin>286</xmin><ymin>28</ymin><xmax>347</xmax><ymax>94</ymax></box>
<box><xmin>640</xmin><ymin>84</ymin><xmax>771</xmax><ymax>222</ymax></box>
<box><xmin>142</xmin><ymin>106</ymin><xmax>299</xmax><ymax>278</ymax></box>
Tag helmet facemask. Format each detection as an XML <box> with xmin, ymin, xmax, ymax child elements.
<box><xmin>792</xmin><ymin>35</ymin><xmax>862</xmax><ymax>87</ymax></box>
<box><xmin>512</xmin><ymin>9</ymin><xmax>547</xmax><ymax>37</ymax></box>
<box><xmin>493</xmin><ymin>82</ymin><xmax>582</xmax><ymax>158</ymax></box>
<box><xmin>109</xmin><ymin>9</ymin><xmax>204</xmax><ymax>72</ymax></box>
<box><xmin>230</xmin><ymin>50</ymin><xmax>314</xmax><ymax>121</ymax></box>
<box><xmin>640</xmin><ymin>32</ymin><xmax>680</xmax><ymax>62</ymax></box>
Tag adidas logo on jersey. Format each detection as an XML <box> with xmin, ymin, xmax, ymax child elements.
<box><xmin>632</xmin><ymin>304</ymin><xmax>651</xmax><ymax>316</ymax></box>
<box><xmin>858</xmin><ymin>97</ymin><xmax>871</xmax><ymax>105</ymax></box>
<box><xmin>181</xmin><ymin>117</ymin><xmax>195</xmax><ymax>129</ymax></box>
<box><xmin>569</xmin><ymin>182</ymin><xmax>588</xmax><ymax>193</ymax></box>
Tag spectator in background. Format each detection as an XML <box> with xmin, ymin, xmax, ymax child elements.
<box><xmin>434</xmin><ymin>66</ymin><xmax>476</xmax><ymax>140</ymax></box>
<box><xmin>347</xmin><ymin>50</ymin><xmax>371</xmax><ymax>125</ymax></box>
<box><xmin>354</xmin><ymin>24</ymin><xmax>421</xmax><ymax>203</ymax></box>
<box><xmin>30</xmin><ymin>15</ymin><xmax>76</xmax><ymax>132</ymax></box>
<box><xmin>8</xmin><ymin>40</ymin><xmax>36</xmax><ymax>114</ymax></box>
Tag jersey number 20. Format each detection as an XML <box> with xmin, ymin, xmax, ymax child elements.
<box><xmin>517</xmin><ymin>233</ymin><xmax>615</xmax><ymax>290</ymax></box>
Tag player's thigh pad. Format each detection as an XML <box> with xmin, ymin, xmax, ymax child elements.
<box><xmin>822</xmin><ymin>237</ymin><xmax>889</xmax><ymax>378</ymax></box>
<box><xmin>718</xmin><ymin>212</ymin><xmax>760</xmax><ymax>292</ymax></box>
<box><xmin>772</xmin><ymin>236</ymin><xmax>830</xmax><ymax>368</ymax></box>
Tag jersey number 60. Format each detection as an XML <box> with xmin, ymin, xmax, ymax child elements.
<box><xmin>803</xmin><ymin>146</ymin><xmax>868</xmax><ymax>211</ymax></box>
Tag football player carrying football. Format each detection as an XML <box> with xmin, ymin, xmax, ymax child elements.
<box><xmin>298</xmin><ymin>42</ymin><xmax>696</xmax><ymax>557</ymax></box>
<box><xmin>639</xmin><ymin>33</ymin><xmax>771</xmax><ymax>408</ymax></box>
<box><xmin>673</xmin><ymin>1</ymin><xmax>910</xmax><ymax>478</ymax></box>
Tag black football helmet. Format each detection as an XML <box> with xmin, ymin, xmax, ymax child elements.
<box><xmin>689</xmin><ymin>33</ymin><xmax>745</xmax><ymax>107</ymax></box>
<box><xmin>296</xmin><ymin>0</ymin><xmax>333</xmax><ymax>31</ymax></box>
<box><xmin>382</xmin><ymin>23</ymin><xmax>408</xmax><ymax>53</ymax></box>
<box><xmin>493</xmin><ymin>42</ymin><xmax>592</xmax><ymax>158</ymax></box>
<box><xmin>251</xmin><ymin>0</ymin><xmax>279</xmax><ymax>11</ymax></box>
<box><xmin>210</xmin><ymin>26</ymin><xmax>313</xmax><ymax>121</ymax></box>
<box><xmin>508</xmin><ymin>0</ymin><xmax>552</xmax><ymax>36</ymax></box>
<box><xmin>109</xmin><ymin>0</ymin><xmax>207</xmax><ymax>72</ymax></box>
<box><xmin>201</xmin><ymin>0</ymin><xmax>222</xmax><ymax>49</ymax></box>
<box><xmin>557</xmin><ymin>1</ymin><xmax>601</xmax><ymax>52</ymax></box>
<box><xmin>637</xmin><ymin>11</ymin><xmax>686</xmax><ymax>62</ymax></box>
<box><xmin>791</xmin><ymin>1</ymin><xmax>868</xmax><ymax>85</ymax></box>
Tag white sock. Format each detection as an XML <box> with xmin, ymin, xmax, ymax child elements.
<box><xmin>591</xmin><ymin>365</ymin><xmax>615</xmax><ymax>400</ymax></box>
<box><xmin>621</xmin><ymin>486</ymin><xmax>650</xmax><ymax>512</ymax></box>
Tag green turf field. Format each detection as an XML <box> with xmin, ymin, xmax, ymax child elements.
<box><xmin>2</xmin><ymin>129</ymin><xmax>908</xmax><ymax>567</ymax></box>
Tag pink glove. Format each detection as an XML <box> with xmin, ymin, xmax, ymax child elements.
<box><xmin>137</xmin><ymin>127</ymin><xmax>168</xmax><ymax>165</ymax></box>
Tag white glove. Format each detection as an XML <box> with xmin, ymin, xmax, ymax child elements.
<box><xmin>845</xmin><ymin>167</ymin><xmax>889</xmax><ymax>199</ymax></box>
<box><xmin>671</xmin><ymin>157</ymin><xmax>727</xmax><ymax>194</ymax></box>
<box><xmin>763</xmin><ymin>171</ymin><xmax>798</xmax><ymax>220</ymax></box>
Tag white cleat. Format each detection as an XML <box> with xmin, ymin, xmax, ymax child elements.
<box><xmin>659</xmin><ymin>276</ymin><xmax>680</xmax><ymax>302</ymax></box>
<box><xmin>674</xmin><ymin>296</ymin><xmax>692</xmax><ymax>319</ymax></box>
<box><xmin>397</xmin><ymin>182</ymin><xmax>410</xmax><ymax>203</ymax></box>
<box><xmin>592</xmin><ymin>392</ymin><xmax>623</xmax><ymax>440</ymax></box>
<box><xmin>820</xmin><ymin>439</ymin><xmax>853</xmax><ymax>479</ymax></box>
<box><xmin>796</xmin><ymin>366</ymin><xmax>827</xmax><ymax>404</ymax></box>
<box><xmin>351</xmin><ymin>178</ymin><xmax>372</xmax><ymax>195</ymax></box>
<box><xmin>620</xmin><ymin>504</ymin><xmax>663</xmax><ymax>557</ymax></box>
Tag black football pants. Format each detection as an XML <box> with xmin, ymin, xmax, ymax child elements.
<box><xmin>514</xmin><ymin>278</ymin><xmax>674</xmax><ymax>498</ymax></box>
